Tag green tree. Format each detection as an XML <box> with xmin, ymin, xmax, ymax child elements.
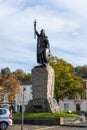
<box><xmin>49</xmin><ymin>56</ymin><xmax>85</xmax><ymax>101</ymax></box>
<box><xmin>21</xmin><ymin>73</ymin><xmax>31</xmax><ymax>82</ymax></box>
<box><xmin>12</xmin><ymin>69</ymin><xmax>31</xmax><ymax>83</ymax></box>
<box><xmin>1</xmin><ymin>67</ymin><xmax>11</xmax><ymax>78</ymax></box>
<box><xmin>12</xmin><ymin>69</ymin><xmax>26</xmax><ymax>81</ymax></box>
<box><xmin>75</xmin><ymin>65</ymin><xmax>87</xmax><ymax>78</ymax></box>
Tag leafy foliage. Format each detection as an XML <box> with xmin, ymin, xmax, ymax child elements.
<box><xmin>1</xmin><ymin>67</ymin><xmax>11</xmax><ymax>78</ymax></box>
<box><xmin>0</xmin><ymin>68</ymin><xmax>31</xmax><ymax>93</ymax></box>
<box><xmin>75</xmin><ymin>65</ymin><xmax>87</xmax><ymax>78</ymax></box>
<box><xmin>1</xmin><ymin>77</ymin><xmax>20</xmax><ymax>92</ymax></box>
<box><xmin>12</xmin><ymin>69</ymin><xmax>31</xmax><ymax>83</ymax></box>
<box><xmin>0</xmin><ymin>59</ymin><xmax>86</xmax><ymax>101</ymax></box>
<box><xmin>49</xmin><ymin>56</ymin><xmax>86</xmax><ymax>100</ymax></box>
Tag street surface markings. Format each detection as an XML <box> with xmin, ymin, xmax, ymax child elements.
<box><xmin>34</xmin><ymin>126</ymin><xmax>60</xmax><ymax>130</ymax></box>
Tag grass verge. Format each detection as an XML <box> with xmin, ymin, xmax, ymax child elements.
<box><xmin>13</xmin><ymin>111</ymin><xmax>79</xmax><ymax>118</ymax></box>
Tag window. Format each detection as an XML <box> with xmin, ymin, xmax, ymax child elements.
<box><xmin>76</xmin><ymin>104</ymin><xmax>80</xmax><ymax>111</ymax></box>
<box><xmin>64</xmin><ymin>103</ymin><xmax>69</xmax><ymax>111</ymax></box>
<box><xmin>0</xmin><ymin>109</ymin><xmax>6</xmax><ymax>115</ymax></box>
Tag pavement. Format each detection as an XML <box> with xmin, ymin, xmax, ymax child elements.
<box><xmin>61</xmin><ymin>122</ymin><xmax>87</xmax><ymax>128</ymax></box>
<box><xmin>8</xmin><ymin>123</ymin><xmax>87</xmax><ymax>130</ymax></box>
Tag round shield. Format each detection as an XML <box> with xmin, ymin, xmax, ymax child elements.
<box><xmin>44</xmin><ymin>48</ymin><xmax>51</xmax><ymax>63</ymax></box>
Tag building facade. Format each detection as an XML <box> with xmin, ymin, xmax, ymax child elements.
<box><xmin>59</xmin><ymin>80</ymin><xmax>87</xmax><ymax>112</ymax></box>
<box><xmin>15</xmin><ymin>84</ymin><xmax>32</xmax><ymax>112</ymax></box>
<box><xmin>0</xmin><ymin>84</ymin><xmax>32</xmax><ymax>112</ymax></box>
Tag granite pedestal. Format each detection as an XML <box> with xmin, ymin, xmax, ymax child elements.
<box><xmin>27</xmin><ymin>65</ymin><xmax>59</xmax><ymax>113</ymax></box>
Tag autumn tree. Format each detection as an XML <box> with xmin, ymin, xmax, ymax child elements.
<box><xmin>12</xmin><ymin>69</ymin><xmax>31</xmax><ymax>83</ymax></box>
<box><xmin>1</xmin><ymin>77</ymin><xmax>20</xmax><ymax>102</ymax></box>
<box><xmin>1</xmin><ymin>77</ymin><xmax>20</xmax><ymax>92</ymax></box>
<box><xmin>0</xmin><ymin>67</ymin><xmax>31</xmax><ymax>102</ymax></box>
<box><xmin>12</xmin><ymin>69</ymin><xmax>25</xmax><ymax>80</ymax></box>
<box><xmin>0</xmin><ymin>74</ymin><xmax>4</xmax><ymax>85</ymax></box>
<box><xmin>49</xmin><ymin>56</ymin><xmax>86</xmax><ymax>101</ymax></box>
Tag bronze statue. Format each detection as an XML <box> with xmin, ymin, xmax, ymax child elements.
<box><xmin>34</xmin><ymin>19</ymin><xmax>51</xmax><ymax>65</ymax></box>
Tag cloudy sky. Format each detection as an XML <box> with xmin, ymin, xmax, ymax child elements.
<box><xmin>0</xmin><ymin>0</ymin><xmax>87</xmax><ymax>73</ymax></box>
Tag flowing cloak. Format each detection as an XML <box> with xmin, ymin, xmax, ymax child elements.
<box><xmin>35</xmin><ymin>31</ymin><xmax>50</xmax><ymax>64</ymax></box>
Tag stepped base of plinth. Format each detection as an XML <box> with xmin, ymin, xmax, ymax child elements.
<box><xmin>26</xmin><ymin>98</ymin><xmax>60</xmax><ymax>113</ymax></box>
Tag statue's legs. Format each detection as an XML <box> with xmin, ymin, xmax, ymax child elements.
<box><xmin>37</xmin><ymin>53</ymin><xmax>44</xmax><ymax>64</ymax></box>
<box><xmin>37</xmin><ymin>49</ymin><xmax>50</xmax><ymax>64</ymax></box>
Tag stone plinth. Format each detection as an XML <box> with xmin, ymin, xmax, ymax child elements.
<box><xmin>27</xmin><ymin>65</ymin><xmax>59</xmax><ymax>113</ymax></box>
<box><xmin>32</xmin><ymin>65</ymin><xmax>55</xmax><ymax>99</ymax></box>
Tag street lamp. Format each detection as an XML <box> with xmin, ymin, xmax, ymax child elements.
<box><xmin>21</xmin><ymin>87</ymin><xmax>26</xmax><ymax>130</ymax></box>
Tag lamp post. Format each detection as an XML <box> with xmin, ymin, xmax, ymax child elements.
<box><xmin>21</xmin><ymin>87</ymin><xmax>26</xmax><ymax>130</ymax></box>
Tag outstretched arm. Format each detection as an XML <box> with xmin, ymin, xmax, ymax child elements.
<box><xmin>34</xmin><ymin>19</ymin><xmax>39</xmax><ymax>38</ymax></box>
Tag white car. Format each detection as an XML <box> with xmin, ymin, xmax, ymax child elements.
<box><xmin>0</xmin><ymin>108</ymin><xmax>12</xmax><ymax>130</ymax></box>
<box><xmin>1</xmin><ymin>104</ymin><xmax>10</xmax><ymax>110</ymax></box>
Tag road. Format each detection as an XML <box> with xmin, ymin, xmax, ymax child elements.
<box><xmin>8</xmin><ymin>124</ymin><xmax>87</xmax><ymax>130</ymax></box>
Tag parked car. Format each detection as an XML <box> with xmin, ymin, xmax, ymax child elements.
<box><xmin>0</xmin><ymin>108</ymin><xmax>12</xmax><ymax>130</ymax></box>
<box><xmin>1</xmin><ymin>104</ymin><xmax>16</xmax><ymax>114</ymax></box>
<box><xmin>1</xmin><ymin>104</ymin><xmax>10</xmax><ymax>110</ymax></box>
